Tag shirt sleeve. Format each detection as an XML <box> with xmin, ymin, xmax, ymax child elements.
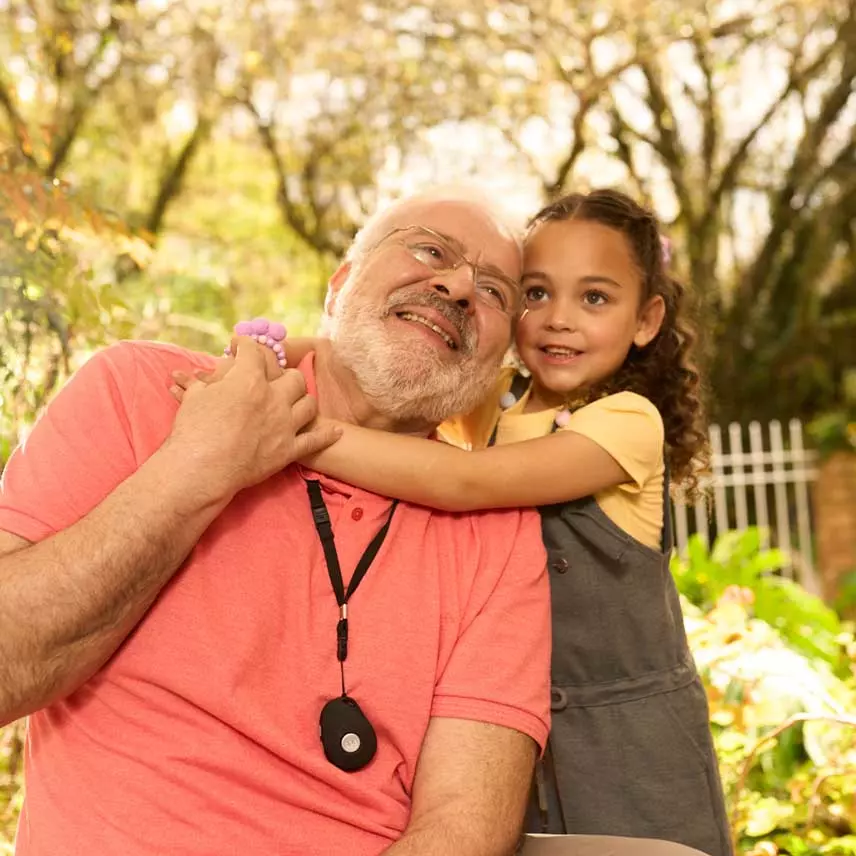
<box><xmin>437</xmin><ymin>366</ymin><xmax>516</xmax><ymax>450</ymax></box>
<box><xmin>0</xmin><ymin>343</ymin><xmax>142</xmax><ymax>543</ymax></box>
<box><xmin>0</xmin><ymin>341</ymin><xmax>214</xmax><ymax>543</ymax></box>
<box><xmin>561</xmin><ymin>391</ymin><xmax>664</xmax><ymax>493</ymax></box>
<box><xmin>431</xmin><ymin>509</ymin><xmax>551</xmax><ymax>751</ymax></box>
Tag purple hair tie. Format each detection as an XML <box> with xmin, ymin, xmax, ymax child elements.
<box><xmin>659</xmin><ymin>235</ymin><xmax>672</xmax><ymax>266</ymax></box>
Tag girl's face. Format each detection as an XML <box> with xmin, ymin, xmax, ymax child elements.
<box><xmin>518</xmin><ymin>219</ymin><xmax>665</xmax><ymax>407</ymax></box>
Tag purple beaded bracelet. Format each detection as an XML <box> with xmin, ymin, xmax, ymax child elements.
<box><xmin>225</xmin><ymin>317</ymin><xmax>287</xmax><ymax>368</ymax></box>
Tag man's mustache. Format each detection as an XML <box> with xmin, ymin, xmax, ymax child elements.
<box><xmin>385</xmin><ymin>290</ymin><xmax>476</xmax><ymax>355</ymax></box>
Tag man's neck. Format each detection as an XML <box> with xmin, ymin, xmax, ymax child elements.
<box><xmin>312</xmin><ymin>342</ymin><xmax>435</xmax><ymax>437</ymax></box>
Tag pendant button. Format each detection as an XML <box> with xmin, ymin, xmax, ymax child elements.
<box><xmin>341</xmin><ymin>733</ymin><xmax>361</xmax><ymax>753</ymax></box>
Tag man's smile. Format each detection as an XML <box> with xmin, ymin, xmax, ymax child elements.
<box><xmin>394</xmin><ymin>309</ymin><xmax>459</xmax><ymax>350</ymax></box>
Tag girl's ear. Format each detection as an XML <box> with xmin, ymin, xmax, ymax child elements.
<box><xmin>324</xmin><ymin>261</ymin><xmax>352</xmax><ymax>316</ymax></box>
<box><xmin>634</xmin><ymin>294</ymin><xmax>666</xmax><ymax>348</ymax></box>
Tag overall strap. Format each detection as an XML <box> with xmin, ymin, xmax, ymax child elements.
<box><xmin>661</xmin><ymin>460</ymin><xmax>673</xmax><ymax>554</ymax></box>
<box><xmin>487</xmin><ymin>372</ymin><xmax>531</xmax><ymax>448</ymax></box>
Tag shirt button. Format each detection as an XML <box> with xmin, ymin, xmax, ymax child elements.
<box><xmin>551</xmin><ymin>557</ymin><xmax>569</xmax><ymax>574</ymax></box>
<box><xmin>351</xmin><ymin>508</ymin><xmax>364</xmax><ymax>521</ymax></box>
<box><xmin>551</xmin><ymin>686</ymin><xmax>569</xmax><ymax>711</ymax></box>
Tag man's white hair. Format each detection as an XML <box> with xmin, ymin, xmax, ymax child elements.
<box><xmin>345</xmin><ymin>183</ymin><xmax>525</xmax><ymax>263</ymax></box>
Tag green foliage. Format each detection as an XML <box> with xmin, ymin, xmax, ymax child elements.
<box><xmin>672</xmin><ymin>529</ymin><xmax>850</xmax><ymax>674</ymax></box>
<box><xmin>0</xmin><ymin>722</ymin><xmax>23</xmax><ymax>850</ymax></box>
<box><xmin>687</xmin><ymin>595</ymin><xmax>856</xmax><ymax>855</ymax></box>
<box><xmin>0</xmin><ymin>148</ymin><xmax>144</xmax><ymax>463</ymax></box>
<box><xmin>807</xmin><ymin>371</ymin><xmax>856</xmax><ymax>460</ymax></box>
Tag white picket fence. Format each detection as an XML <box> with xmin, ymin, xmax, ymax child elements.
<box><xmin>671</xmin><ymin>419</ymin><xmax>821</xmax><ymax>594</ymax></box>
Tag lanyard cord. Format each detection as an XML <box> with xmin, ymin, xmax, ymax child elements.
<box><xmin>306</xmin><ymin>480</ymin><xmax>399</xmax><ymax>695</ymax></box>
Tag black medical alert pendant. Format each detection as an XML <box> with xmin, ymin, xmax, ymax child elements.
<box><xmin>320</xmin><ymin>695</ymin><xmax>377</xmax><ymax>772</ymax></box>
<box><xmin>306</xmin><ymin>480</ymin><xmax>397</xmax><ymax>774</ymax></box>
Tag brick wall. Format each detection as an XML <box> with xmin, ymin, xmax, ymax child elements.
<box><xmin>813</xmin><ymin>451</ymin><xmax>856</xmax><ymax>605</ymax></box>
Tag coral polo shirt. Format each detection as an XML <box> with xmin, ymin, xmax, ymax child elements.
<box><xmin>0</xmin><ymin>341</ymin><xmax>551</xmax><ymax>856</ymax></box>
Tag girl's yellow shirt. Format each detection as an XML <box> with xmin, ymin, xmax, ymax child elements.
<box><xmin>439</xmin><ymin>368</ymin><xmax>665</xmax><ymax>550</ymax></box>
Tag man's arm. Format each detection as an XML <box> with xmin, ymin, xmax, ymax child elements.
<box><xmin>0</xmin><ymin>341</ymin><xmax>339</xmax><ymax>727</ymax></box>
<box><xmin>384</xmin><ymin>718</ymin><xmax>535</xmax><ymax>856</ymax></box>
<box><xmin>0</xmin><ymin>444</ymin><xmax>234</xmax><ymax>726</ymax></box>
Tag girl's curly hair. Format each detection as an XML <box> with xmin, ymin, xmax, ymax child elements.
<box><xmin>528</xmin><ymin>188</ymin><xmax>710</xmax><ymax>496</ymax></box>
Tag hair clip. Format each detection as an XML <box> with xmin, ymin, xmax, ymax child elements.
<box><xmin>659</xmin><ymin>235</ymin><xmax>672</xmax><ymax>266</ymax></box>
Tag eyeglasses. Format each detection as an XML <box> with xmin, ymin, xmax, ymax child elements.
<box><xmin>369</xmin><ymin>225</ymin><xmax>522</xmax><ymax>317</ymax></box>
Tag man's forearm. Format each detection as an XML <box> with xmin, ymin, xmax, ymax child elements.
<box><xmin>0</xmin><ymin>441</ymin><xmax>233</xmax><ymax>725</ymax></box>
<box><xmin>383</xmin><ymin>818</ymin><xmax>521</xmax><ymax>856</ymax></box>
<box><xmin>382</xmin><ymin>718</ymin><xmax>535</xmax><ymax>856</ymax></box>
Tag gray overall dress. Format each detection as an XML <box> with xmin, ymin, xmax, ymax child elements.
<box><xmin>493</xmin><ymin>376</ymin><xmax>732</xmax><ymax>856</ymax></box>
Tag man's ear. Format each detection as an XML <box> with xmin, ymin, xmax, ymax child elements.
<box><xmin>634</xmin><ymin>294</ymin><xmax>666</xmax><ymax>348</ymax></box>
<box><xmin>324</xmin><ymin>261</ymin><xmax>352</xmax><ymax>316</ymax></box>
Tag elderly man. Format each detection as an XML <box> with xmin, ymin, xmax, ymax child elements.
<box><xmin>0</xmin><ymin>189</ymin><xmax>552</xmax><ymax>855</ymax></box>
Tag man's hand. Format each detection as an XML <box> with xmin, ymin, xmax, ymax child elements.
<box><xmin>164</xmin><ymin>338</ymin><xmax>341</xmax><ymax>502</ymax></box>
<box><xmin>170</xmin><ymin>335</ymin><xmax>283</xmax><ymax>399</ymax></box>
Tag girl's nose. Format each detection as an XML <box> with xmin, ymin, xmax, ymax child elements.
<box><xmin>544</xmin><ymin>302</ymin><xmax>575</xmax><ymax>332</ymax></box>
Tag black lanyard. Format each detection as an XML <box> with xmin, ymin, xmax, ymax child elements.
<box><xmin>306</xmin><ymin>480</ymin><xmax>398</xmax><ymax>691</ymax></box>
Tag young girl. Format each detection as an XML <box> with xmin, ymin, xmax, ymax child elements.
<box><xmin>177</xmin><ymin>189</ymin><xmax>731</xmax><ymax>855</ymax></box>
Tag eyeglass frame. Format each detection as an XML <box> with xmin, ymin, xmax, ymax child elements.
<box><xmin>361</xmin><ymin>224</ymin><xmax>524</xmax><ymax>317</ymax></box>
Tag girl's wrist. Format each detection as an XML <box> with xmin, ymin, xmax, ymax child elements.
<box><xmin>226</xmin><ymin>317</ymin><xmax>287</xmax><ymax>368</ymax></box>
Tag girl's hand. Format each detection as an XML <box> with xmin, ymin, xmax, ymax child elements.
<box><xmin>169</xmin><ymin>336</ymin><xmax>282</xmax><ymax>402</ymax></box>
<box><xmin>226</xmin><ymin>318</ymin><xmax>287</xmax><ymax>370</ymax></box>
<box><xmin>227</xmin><ymin>333</ymin><xmax>283</xmax><ymax>380</ymax></box>
<box><xmin>170</xmin><ymin>358</ymin><xmax>234</xmax><ymax>403</ymax></box>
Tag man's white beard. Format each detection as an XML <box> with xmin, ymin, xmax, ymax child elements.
<box><xmin>329</xmin><ymin>291</ymin><xmax>499</xmax><ymax>427</ymax></box>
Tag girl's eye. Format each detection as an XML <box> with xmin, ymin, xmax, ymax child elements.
<box><xmin>583</xmin><ymin>290</ymin><xmax>609</xmax><ymax>306</ymax></box>
<box><xmin>524</xmin><ymin>285</ymin><xmax>548</xmax><ymax>303</ymax></box>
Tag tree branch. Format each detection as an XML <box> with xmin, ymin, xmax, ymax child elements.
<box><xmin>144</xmin><ymin>116</ymin><xmax>212</xmax><ymax>236</ymax></box>
<box><xmin>637</xmin><ymin>54</ymin><xmax>695</xmax><ymax>224</ymax></box>
<box><xmin>690</xmin><ymin>32</ymin><xmax>717</xmax><ymax>186</ymax></box>
<box><xmin>246</xmin><ymin>99</ymin><xmax>342</xmax><ymax>257</ymax></box>
<box><xmin>544</xmin><ymin>46</ymin><xmax>636</xmax><ymax>198</ymax></box>
<box><xmin>743</xmin><ymin>15</ymin><xmax>856</xmax><ymax>302</ymax></box>
<box><xmin>608</xmin><ymin>106</ymin><xmax>648</xmax><ymax>199</ymax></box>
<box><xmin>544</xmin><ymin>97</ymin><xmax>589</xmax><ymax>199</ymax></box>
<box><xmin>711</xmin><ymin>34</ymin><xmax>840</xmax><ymax>208</ymax></box>
<box><xmin>46</xmin><ymin>63</ymin><xmax>123</xmax><ymax>178</ymax></box>
<box><xmin>0</xmin><ymin>75</ymin><xmax>39</xmax><ymax>170</ymax></box>
<box><xmin>497</xmin><ymin>126</ymin><xmax>548</xmax><ymax>185</ymax></box>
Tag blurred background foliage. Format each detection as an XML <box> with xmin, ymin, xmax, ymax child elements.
<box><xmin>2</xmin><ymin>0</ymin><xmax>856</xmax><ymax>852</ymax></box>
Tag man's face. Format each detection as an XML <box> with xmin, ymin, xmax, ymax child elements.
<box><xmin>327</xmin><ymin>198</ymin><xmax>522</xmax><ymax>425</ymax></box>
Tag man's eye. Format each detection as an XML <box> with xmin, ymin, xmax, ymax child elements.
<box><xmin>410</xmin><ymin>243</ymin><xmax>448</xmax><ymax>267</ymax></box>
<box><xmin>525</xmin><ymin>286</ymin><xmax>547</xmax><ymax>303</ymax></box>
<box><xmin>476</xmin><ymin>281</ymin><xmax>508</xmax><ymax>311</ymax></box>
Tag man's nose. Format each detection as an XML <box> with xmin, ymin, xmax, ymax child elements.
<box><xmin>431</xmin><ymin>264</ymin><xmax>477</xmax><ymax>313</ymax></box>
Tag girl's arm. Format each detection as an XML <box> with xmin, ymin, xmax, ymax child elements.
<box><xmin>284</xmin><ymin>338</ymin><xmax>319</xmax><ymax>364</ymax></box>
<box><xmin>304</xmin><ymin>423</ymin><xmax>630</xmax><ymax>512</ymax></box>
<box><xmin>173</xmin><ymin>334</ymin><xmax>634</xmax><ymax>511</ymax></box>
<box><xmin>225</xmin><ymin>335</ymin><xmax>320</xmax><ymax>379</ymax></box>
<box><xmin>170</xmin><ymin>337</ymin><xmax>322</xmax><ymax>391</ymax></box>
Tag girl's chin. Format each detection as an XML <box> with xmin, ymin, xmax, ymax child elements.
<box><xmin>528</xmin><ymin>377</ymin><xmax>577</xmax><ymax>408</ymax></box>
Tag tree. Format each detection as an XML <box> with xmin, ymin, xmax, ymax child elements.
<box><xmin>460</xmin><ymin>0</ymin><xmax>856</xmax><ymax>423</ymax></box>
<box><xmin>0</xmin><ymin>0</ymin><xmax>220</xmax><ymax>251</ymax></box>
<box><xmin>2</xmin><ymin>0</ymin><xmax>853</xmax><ymax>425</ymax></box>
<box><xmin>0</xmin><ymin>145</ymin><xmax>146</xmax><ymax>462</ymax></box>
